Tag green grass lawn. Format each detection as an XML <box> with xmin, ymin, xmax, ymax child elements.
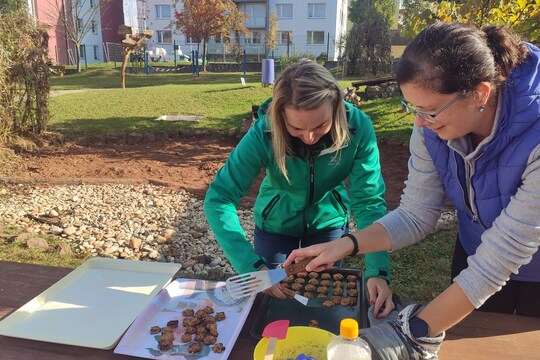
<box><xmin>0</xmin><ymin>223</ymin><xmax>92</xmax><ymax>268</ymax></box>
<box><xmin>49</xmin><ymin>68</ymin><xmax>413</xmax><ymax>141</ymax></box>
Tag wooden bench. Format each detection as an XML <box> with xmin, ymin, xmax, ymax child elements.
<box><xmin>351</xmin><ymin>75</ymin><xmax>396</xmax><ymax>90</ymax></box>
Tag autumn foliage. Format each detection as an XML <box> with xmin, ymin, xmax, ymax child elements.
<box><xmin>174</xmin><ymin>0</ymin><xmax>248</xmax><ymax>70</ymax></box>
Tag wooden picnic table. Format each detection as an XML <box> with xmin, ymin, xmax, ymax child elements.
<box><xmin>1</xmin><ymin>260</ymin><xmax>539</xmax><ymax>359</ymax></box>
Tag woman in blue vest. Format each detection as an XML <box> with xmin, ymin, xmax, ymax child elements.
<box><xmin>284</xmin><ymin>22</ymin><xmax>540</xmax><ymax>358</ymax></box>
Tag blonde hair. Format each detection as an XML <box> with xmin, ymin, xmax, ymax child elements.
<box><xmin>268</xmin><ymin>59</ymin><xmax>349</xmax><ymax>182</ymax></box>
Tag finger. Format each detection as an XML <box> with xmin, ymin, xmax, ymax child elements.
<box><xmin>283</xmin><ymin>250</ymin><xmax>305</xmax><ymax>267</ymax></box>
<box><xmin>274</xmin><ymin>286</ymin><xmax>286</xmax><ymax>299</ymax></box>
<box><xmin>378</xmin><ymin>299</ymin><xmax>395</xmax><ymax>317</ymax></box>
<box><xmin>367</xmin><ymin>285</ymin><xmax>377</xmax><ymax>308</ymax></box>
<box><xmin>374</xmin><ymin>294</ymin><xmax>386</xmax><ymax>318</ymax></box>
<box><xmin>264</xmin><ymin>284</ymin><xmax>286</xmax><ymax>299</ymax></box>
<box><xmin>305</xmin><ymin>257</ymin><xmax>333</xmax><ymax>272</ymax></box>
<box><xmin>285</xmin><ymin>246</ymin><xmax>326</xmax><ymax>268</ymax></box>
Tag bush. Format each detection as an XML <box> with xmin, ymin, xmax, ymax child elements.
<box><xmin>278</xmin><ymin>53</ymin><xmax>317</xmax><ymax>69</ymax></box>
<box><xmin>316</xmin><ymin>52</ymin><xmax>328</xmax><ymax>64</ymax></box>
<box><xmin>0</xmin><ymin>10</ymin><xmax>50</xmax><ymax>141</ymax></box>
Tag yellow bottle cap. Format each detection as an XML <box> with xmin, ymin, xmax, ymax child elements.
<box><xmin>340</xmin><ymin>318</ymin><xmax>359</xmax><ymax>339</ymax></box>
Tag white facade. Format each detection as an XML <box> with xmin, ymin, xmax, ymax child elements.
<box><xmin>78</xmin><ymin>0</ymin><xmax>104</xmax><ymax>65</ymax></box>
<box><xmin>138</xmin><ymin>0</ymin><xmax>349</xmax><ymax>62</ymax></box>
<box><xmin>268</xmin><ymin>0</ymin><xmax>348</xmax><ymax>60</ymax></box>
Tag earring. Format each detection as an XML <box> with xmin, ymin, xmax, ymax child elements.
<box><xmin>478</xmin><ymin>105</ymin><xmax>485</xmax><ymax>113</ymax></box>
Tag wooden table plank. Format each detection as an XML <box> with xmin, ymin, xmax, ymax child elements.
<box><xmin>0</xmin><ymin>261</ymin><xmax>72</xmax><ymax>308</ymax></box>
<box><xmin>440</xmin><ymin>312</ymin><xmax>540</xmax><ymax>359</ymax></box>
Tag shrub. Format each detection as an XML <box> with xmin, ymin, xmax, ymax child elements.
<box><xmin>0</xmin><ymin>10</ymin><xmax>50</xmax><ymax>141</ymax></box>
<box><xmin>278</xmin><ymin>53</ymin><xmax>317</xmax><ymax>69</ymax></box>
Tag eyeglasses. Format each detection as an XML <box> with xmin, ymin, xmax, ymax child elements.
<box><xmin>401</xmin><ymin>91</ymin><xmax>466</xmax><ymax>124</ymax></box>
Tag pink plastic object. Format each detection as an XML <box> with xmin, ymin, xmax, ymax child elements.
<box><xmin>262</xmin><ymin>320</ymin><xmax>290</xmax><ymax>360</ymax></box>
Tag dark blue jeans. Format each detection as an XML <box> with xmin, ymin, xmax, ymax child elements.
<box><xmin>254</xmin><ymin>224</ymin><xmax>348</xmax><ymax>269</ymax></box>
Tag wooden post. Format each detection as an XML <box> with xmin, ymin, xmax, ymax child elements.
<box><xmin>118</xmin><ymin>26</ymin><xmax>153</xmax><ymax>89</ymax></box>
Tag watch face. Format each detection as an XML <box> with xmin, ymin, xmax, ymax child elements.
<box><xmin>410</xmin><ymin>317</ymin><xmax>429</xmax><ymax>338</ymax></box>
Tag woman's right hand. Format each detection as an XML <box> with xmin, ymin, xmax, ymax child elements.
<box><xmin>283</xmin><ymin>237</ymin><xmax>353</xmax><ymax>272</ymax></box>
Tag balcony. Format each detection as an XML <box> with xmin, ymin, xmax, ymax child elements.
<box><xmin>245</xmin><ymin>16</ymin><xmax>266</xmax><ymax>29</ymax></box>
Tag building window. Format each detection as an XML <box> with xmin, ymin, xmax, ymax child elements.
<box><xmin>79</xmin><ymin>45</ymin><xmax>85</xmax><ymax>59</ymax></box>
<box><xmin>155</xmin><ymin>5</ymin><xmax>171</xmax><ymax>19</ymax></box>
<box><xmin>89</xmin><ymin>0</ymin><xmax>94</xmax><ymax>7</ymax></box>
<box><xmin>252</xmin><ymin>31</ymin><xmax>262</xmax><ymax>44</ymax></box>
<box><xmin>238</xmin><ymin>3</ymin><xmax>265</xmax><ymax>18</ymax></box>
<box><xmin>76</xmin><ymin>18</ymin><xmax>82</xmax><ymax>30</ymax></box>
<box><xmin>278</xmin><ymin>31</ymin><xmax>292</xmax><ymax>45</ymax></box>
<box><xmin>307</xmin><ymin>31</ymin><xmax>324</xmax><ymax>45</ymax></box>
<box><xmin>308</xmin><ymin>3</ymin><xmax>325</xmax><ymax>19</ymax></box>
<box><xmin>214</xmin><ymin>34</ymin><xmax>222</xmax><ymax>44</ymax></box>
<box><xmin>91</xmin><ymin>20</ymin><xmax>97</xmax><ymax>34</ymax></box>
<box><xmin>156</xmin><ymin>30</ymin><xmax>172</xmax><ymax>43</ymax></box>
<box><xmin>276</xmin><ymin>4</ymin><xmax>293</xmax><ymax>19</ymax></box>
<box><xmin>244</xmin><ymin>31</ymin><xmax>262</xmax><ymax>44</ymax></box>
<box><xmin>186</xmin><ymin>36</ymin><xmax>198</xmax><ymax>44</ymax></box>
<box><xmin>93</xmin><ymin>45</ymin><xmax>99</xmax><ymax>60</ymax></box>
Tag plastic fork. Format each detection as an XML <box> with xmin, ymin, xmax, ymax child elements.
<box><xmin>225</xmin><ymin>258</ymin><xmax>313</xmax><ymax>299</ymax></box>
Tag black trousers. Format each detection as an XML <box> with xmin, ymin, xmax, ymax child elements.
<box><xmin>451</xmin><ymin>237</ymin><xmax>540</xmax><ymax>317</ymax></box>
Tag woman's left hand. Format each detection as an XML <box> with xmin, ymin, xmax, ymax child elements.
<box><xmin>262</xmin><ymin>283</ymin><xmax>287</xmax><ymax>299</ymax></box>
<box><xmin>258</xmin><ymin>266</ymin><xmax>287</xmax><ymax>299</ymax></box>
<box><xmin>367</xmin><ymin>277</ymin><xmax>395</xmax><ymax>318</ymax></box>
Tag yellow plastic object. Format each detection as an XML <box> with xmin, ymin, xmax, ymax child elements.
<box><xmin>254</xmin><ymin>326</ymin><xmax>336</xmax><ymax>360</ymax></box>
<box><xmin>340</xmin><ymin>318</ymin><xmax>359</xmax><ymax>339</ymax></box>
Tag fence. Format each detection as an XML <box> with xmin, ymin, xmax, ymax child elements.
<box><xmin>103</xmin><ymin>42</ymin><xmax>123</xmax><ymax>63</ymax></box>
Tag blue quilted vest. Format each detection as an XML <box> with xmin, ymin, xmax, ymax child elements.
<box><xmin>424</xmin><ymin>44</ymin><xmax>540</xmax><ymax>282</ymax></box>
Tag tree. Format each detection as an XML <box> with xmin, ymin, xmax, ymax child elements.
<box><xmin>345</xmin><ymin>0</ymin><xmax>395</xmax><ymax>76</ymax></box>
<box><xmin>402</xmin><ymin>0</ymin><xmax>540</xmax><ymax>43</ymax></box>
<box><xmin>0</xmin><ymin>0</ymin><xmax>26</xmax><ymax>13</ymax></box>
<box><xmin>265</xmin><ymin>11</ymin><xmax>279</xmax><ymax>58</ymax></box>
<box><xmin>174</xmin><ymin>0</ymin><xmax>247</xmax><ymax>71</ymax></box>
<box><xmin>349</xmin><ymin>0</ymin><xmax>398</xmax><ymax>28</ymax></box>
<box><xmin>48</xmin><ymin>0</ymin><xmax>109</xmax><ymax>72</ymax></box>
<box><xmin>345</xmin><ymin>13</ymin><xmax>392</xmax><ymax>76</ymax></box>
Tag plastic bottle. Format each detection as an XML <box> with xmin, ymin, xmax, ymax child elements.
<box><xmin>327</xmin><ymin>318</ymin><xmax>371</xmax><ymax>360</ymax></box>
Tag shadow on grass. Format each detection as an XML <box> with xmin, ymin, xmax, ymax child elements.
<box><xmin>48</xmin><ymin>116</ymin><xmax>243</xmax><ymax>138</ymax></box>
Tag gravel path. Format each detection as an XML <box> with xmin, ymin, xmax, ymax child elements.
<box><xmin>0</xmin><ymin>183</ymin><xmax>457</xmax><ymax>279</ymax></box>
<box><xmin>0</xmin><ymin>183</ymin><xmax>253</xmax><ymax>279</ymax></box>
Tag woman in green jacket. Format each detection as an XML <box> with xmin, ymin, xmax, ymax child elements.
<box><xmin>204</xmin><ymin>59</ymin><xmax>394</xmax><ymax>315</ymax></box>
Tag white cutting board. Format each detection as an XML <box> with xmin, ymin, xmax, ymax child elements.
<box><xmin>0</xmin><ymin>257</ymin><xmax>179</xmax><ymax>349</ymax></box>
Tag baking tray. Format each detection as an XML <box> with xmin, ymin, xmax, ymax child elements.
<box><xmin>0</xmin><ymin>257</ymin><xmax>180</xmax><ymax>349</ymax></box>
<box><xmin>250</xmin><ymin>268</ymin><xmax>367</xmax><ymax>338</ymax></box>
<box><xmin>114</xmin><ymin>278</ymin><xmax>255</xmax><ymax>359</ymax></box>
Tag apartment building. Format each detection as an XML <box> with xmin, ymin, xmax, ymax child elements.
<box><xmin>28</xmin><ymin>0</ymin><xmax>139</xmax><ymax>65</ymax></box>
<box><xmin>141</xmin><ymin>0</ymin><xmax>349</xmax><ymax>61</ymax></box>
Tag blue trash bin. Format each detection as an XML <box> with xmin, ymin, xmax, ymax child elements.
<box><xmin>261</xmin><ymin>59</ymin><xmax>275</xmax><ymax>85</ymax></box>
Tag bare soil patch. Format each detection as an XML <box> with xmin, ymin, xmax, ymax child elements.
<box><xmin>0</xmin><ymin>133</ymin><xmax>409</xmax><ymax>210</ymax></box>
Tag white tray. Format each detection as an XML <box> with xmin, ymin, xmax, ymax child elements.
<box><xmin>114</xmin><ymin>278</ymin><xmax>255</xmax><ymax>359</ymax></box>
<box><xmin>0</xmin><ymin>257</ymin><xmax>180</xmax><ymax>349</ymax></box>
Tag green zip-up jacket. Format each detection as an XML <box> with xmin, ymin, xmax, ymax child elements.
<box><xmin>204</xmin><ymin>99</ymin><xmax>390</xmax><ymax>281</ymax></box>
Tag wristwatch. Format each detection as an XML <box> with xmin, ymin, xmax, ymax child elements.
<box><xmin>409</xmin><ymin>316</ymin><xmax>429</xmax><ymax>338</ymax></box>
